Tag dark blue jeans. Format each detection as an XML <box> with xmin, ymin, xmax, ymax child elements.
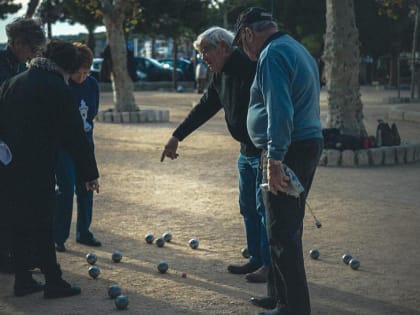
<box><xmin>262</xmin><ymin>138</ymin><xmax>323</xmax><ymax>315</ymax></box>
<box><xmin>53</xmin><ymin>147</ymin><xmax>94</xmax><ymax>245</ymax></box>
<box><xmin>238</xmin><ymin>153</ymin><xmax>270</xmax><ymax>267</ymax></box>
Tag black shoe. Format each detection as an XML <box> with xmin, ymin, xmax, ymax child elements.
<box><xmin>251</xmin><ymin>296</ymin><xmax>277</xmax><ymax>309</ymax></box>
<box><xmin>55</xmin><ymin>243</ymin><xmax>66</xmax><ymax>252</ymax></box>
<box><xmin>0</xmin><ymin>253</ymin><xmax>15</xmax><ymax>274</ymax></box>
<box><xmin>0</xmin><ymin>261</ymin><xmax>15</xmax><ymax>274</ymax></box>
<box><xmin>227</xmin><ymin>262</ymin><xmax>261</xmax><ymax>274</ymax></box>
<box><xmin>76</xmin><ymin>237</ymin><xmax>101</xmax><ymax>247</ymax></box>
<box><xmin>14</xmin><ymin>278</ymin><xmax>44</xmax><ymax>297</ymax></box>
<box><xmin>44</xmin><ymin>278</ymin><xmax>81</xmax><ymax>299</ymax></box>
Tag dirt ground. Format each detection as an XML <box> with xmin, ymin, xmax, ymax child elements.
<box><xmin>1</xmin><ymin>87</ymin><xmax>420</xmax><ymax>315</ymax></box>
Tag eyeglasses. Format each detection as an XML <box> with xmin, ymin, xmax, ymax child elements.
<box><xmin>199</xmin><ymin>45</ymin><xmax>216</xmax><ymax>58</ymax></box>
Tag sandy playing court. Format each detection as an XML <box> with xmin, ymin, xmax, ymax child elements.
<box><xmin>1</xmin><ymin>87</ymin><xmax>419</xmax><ymax>315</ymax></box>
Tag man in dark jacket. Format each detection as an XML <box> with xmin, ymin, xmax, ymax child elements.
<box><xmin>0</xmin><ymin>17</ymin><xmax>46</xmax><ymax>274</ymax></box>
<box><xmin>0</xmin><ymin>40</ymin><xmax>100</xmax><ymax>298</ymax></box>
<box><xmin>161</xmin><ymin>27</ymin><xmax>270</xmax><ymax>283</ymax></box>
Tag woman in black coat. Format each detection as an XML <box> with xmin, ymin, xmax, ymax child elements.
<box><xmin>0</xmin><ymin>39</ymin><xmax>100</xmax><ymax>298</ymax></box>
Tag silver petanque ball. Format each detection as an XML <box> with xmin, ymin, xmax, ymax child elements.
<box><xmin>157</xmin><ymin>261</ymin><xmax>169</xmax><ymax>274</ymax></box>
<box><xmin>241</xmin><ymin>247</ymin><xmax>250</xmax><ymax>259</ymax></box>
<box><xmin>115</xmin><ymin>295</ymin><xmax>129</xmax><ymax>310</ymax></box>
<box><xmin>309</xmin><ymin>248</ymin><xmax>320</xmax><ymax>260</ymax></box>
<box><xmin>145</xmin><ymin>233</ymin><xmax>154</xmax><ymax>244</ymax></box>
<box><xmin>155</xmin><ymin>237</ymin><xmax>165</xmax><ymax>247</ymax></box>
<box><xmin>349</xmin><ymin>258</ymin><xmax>360</xmax><ymax>270</ymax></box>
<box><xmin>162</xmin><ymin>232</ymin><xmax>172</xmax><ymax>242</ymax></box>
<box><xmin>189</xmin><ymin>238</ymin><xmax>199</xmax><ymax>249</ymax></box>
<box><xmin>88</xmin><ymin>265</ymin><xmax>100</xmax><ymax>279</ymax></box>
<box><xmin>112</xmin><ymin>251</ymin><xmax>122</xmax><ymax>263</ymax></box>
<box><xmin>86</xmin><ymin>252</ymin><xmax>97</xmax><ymax>265</ymax></box>
<box><xmin>108</xmin><ymin>285</ymin><xmax>122</xmax><ymax>299</ymax></box>
<box><xmin>342</xmin><ymin>253</ymin><xmax>353</xmax><ymax>265</ymax></box>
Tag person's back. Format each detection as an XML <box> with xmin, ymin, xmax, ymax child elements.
<box><xmin>0</xmin><ymin>67</ymin><xmax>74</xmax><ymax>189</ymax></box>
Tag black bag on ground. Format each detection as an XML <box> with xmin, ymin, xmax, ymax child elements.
<box><xmin>322</xmin><ymin>128</ymin><xmax>364</xmax><ymax>150</ymax></box>
<box><xmin>376</xmin><ymin>120</ymin><xmax>400</xmax><ymax>146</ymax></box>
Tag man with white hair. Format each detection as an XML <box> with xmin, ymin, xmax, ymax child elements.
<box><xmin>161</xmin><ymin>26</ymin><xmax>270</xmax><ymax>283</ymax></box>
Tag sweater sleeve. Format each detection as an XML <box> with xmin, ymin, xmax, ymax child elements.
<box><xmin>57</xmin><ymin>86</ymin><xmax>99</xmax><ymax>181</ymax></box>
<box><xmin>172</xmin><ymin>78</ymin><xmax>223</xmax><ymax>141</ymax></box>
<box><xmin>259</xmin><ymin>47</ymin><xmax>294</xmax><ymax>161</ymax></box>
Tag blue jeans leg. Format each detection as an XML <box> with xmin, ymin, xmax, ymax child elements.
<box><xmin>75</xmin><ymin>178</ymin><xmax>94</xmax><ymax>241</ymax></box>
<box><xmin>238</xmin><ymin>153</ymin><xmax>270</xmax><ymax>267</ymax></box>
<box><xmin>54</xmin><ymin>149</ymin><xmax>76</xmax><ymax>245</ymax></box>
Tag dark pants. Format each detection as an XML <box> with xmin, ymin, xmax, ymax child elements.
<box><xmin>0</xmin><ymin>173</ymin><xmax>14</xmax><ymax>273</ymax></box>
<box><xmin>262</xmin><ymin>138</ymin><xmax>323</xmax><ymax>315</ymax></box>
<box><xmin>9</xmin><ymin>189</ymin><xmax>62</xmax><ymax>284</ymax></box>
<box><xmin>12</xmin><ymin>222</ymin><xmax>61</xmax><ymax>283</ymax></box>
<box><xmin>54</xmin><ymin>147</ymin><xmax>94</xmax><ymax>245</ymax></box>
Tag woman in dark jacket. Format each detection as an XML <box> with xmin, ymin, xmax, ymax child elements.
<box><xmin>0</xmin><ymin>39</ymin><xmax>99</xmax><ymax>299</ymax></box>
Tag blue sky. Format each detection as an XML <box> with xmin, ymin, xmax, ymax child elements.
<box><xmin>0</xmin><ymin>0</ymin><xmax>105</xmax><ymax>43</ymax></box>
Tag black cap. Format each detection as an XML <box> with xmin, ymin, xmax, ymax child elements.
<box><xmin>233</xmin><ymin>7</ymin><xmax>273</xmax><ymax>44</ymax></box>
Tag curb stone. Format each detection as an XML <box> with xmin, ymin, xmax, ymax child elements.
<box><xmin>96</xmin><ymin>109</ymin><xmax>170</xmax><ymax>123</ymax></box>
<box><xmin>320</xmin><ymin>142</ymin><xmax>420</xmax><ymax>167</ymax></box>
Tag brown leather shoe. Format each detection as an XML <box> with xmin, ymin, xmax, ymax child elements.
<box><xmin>227</xmin><ymin>262</ymin><xmax>261</xmax><ymax>274</ymax></box>
<box><xmin>245</xmin><ymin>266</ymin><xmax>268</xmax><ymax>283</ymax></box>
<box><xmin>250</xmin><ymin>296</ymin><xmax>277</xmax><ymax>309</ymax></box>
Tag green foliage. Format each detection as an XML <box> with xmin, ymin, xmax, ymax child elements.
<box><xmin>62</xmin><ymin>0</ymin><xmax>102</xmax><ymax>31</ymax></box>
<box><xmin>135</xmin><ymin>0</ymin><xmax>210</xmax><ymax>39</ymax></box>
<box><xmin>301</xmin><ymin>34</ymin><xmax>323</xmax><ymax>58</ymax></box>
<box><xmin>36</xmin><ymin>0</ymin><xmax>63</xmax><ymax>24</ymax></box>
<box><xmin>0</xmin><ymin>0</ymin><xmax>21</xmax><ymax>19</ymax></box>
<box><xmin>357</xmin><ymin>0</ymin><xmax>413</xmax><ymax>57</ymax></box>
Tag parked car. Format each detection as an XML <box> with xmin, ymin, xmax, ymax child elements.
<box><xmin>158</xmin><ymin>58</ymin><xmax>194</xmax><ymax>81</ymax></box>
<box><xmin>135</xmin><ymin>56</ymin><xmax>183</xmax><ymax>81</ymax></box>
<box><xmin>90</xmin><ymin>57</ymin><xmax>182</xmax><ymax>82</ymax></box>
<box><xmin>90</xmin><ymin>58</ymin><xmax>103</xmax><ymax>81</ymax></box>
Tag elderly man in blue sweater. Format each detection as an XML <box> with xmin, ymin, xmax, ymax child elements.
<box><xmin>234</xmin><ymin>7</ymin><xmax>323</xmax><ymax>315</ymax></box>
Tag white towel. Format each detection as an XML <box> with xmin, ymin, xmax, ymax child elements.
<box><xmin>0</xmin><ymin>140</ymin><xmax>12</xmax><ymax>165</ymax></box>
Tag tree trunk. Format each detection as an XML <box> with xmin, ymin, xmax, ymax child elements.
<box><xmin>410</xmin><ymin>4</ymin><xmax>419</xmax><ymax>100</ymax></box>
<box><xmin>47</xmin><ymin>21</ymin><xmax>52</xmax><ymax>39</ymax></box>
<box><xmin>322</xmin><ymin>0</ymin><xmax>366</xmax><ymax>137</ymax></box>
<box><xmin>101</xmin><ymin>1</ymin><xmax>137</xmax><ymax>112</ymax></box>
<box><xmin>25</xmin><ymin>0</ymin><xmax>40</xmax><ymax>18</ymax></box>
<box><xmin>87</xmin><ymin>27</ymin><xmax>96</xmax><ymax>55</ymax></box>
<box><xmin>172</xmin><ymin>39</ymin><xmax>178</xmax><ymax>90</ymax></box>
<box><xmin>151</xmin><ymin>37</ymin><xmax>156</xmax><ymax>59</ymax></box>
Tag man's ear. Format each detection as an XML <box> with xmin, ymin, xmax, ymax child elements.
<box><xmin>244</xmin><ymin>27</ymin><xmax>252</xmax><ymax>41</ymax></box>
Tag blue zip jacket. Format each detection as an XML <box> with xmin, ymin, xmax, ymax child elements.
<box><xmin>247</xmin><ymin>33</ymin><xmax>323</xmax><ymax>161</ymax></box>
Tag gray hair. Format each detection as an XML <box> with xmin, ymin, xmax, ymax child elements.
<box><xmin>193</xmin><ymin>27</ymin><xmax>235</xmax><ymax>51</ymax></box>
<box><xmin>6</xmin><ymin>18</ymin><xmax>45</xmax><ymax>48</ymax></box>
<box><xmin>248</xmin><ymin>20</ymin><xmax>278</xmax><ymax>33</ymax></box>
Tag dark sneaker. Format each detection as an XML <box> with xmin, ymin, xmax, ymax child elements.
<box><xmin>14</xmin><ymin>278</ymin><xmax>44</xmax><ymax>297</ymax></box>
<box><xmin>227</xmin><ymin>262</ymin><xmax>261</xmax><ymax>274</ymax></box>
<box><xmin>76</xmin><ymin>237</ymin><xmax>102</xmax><ymax>247</ymax></box>
<box><xmin>245</xmin><ymin>266</ymin><xmax>268</xmax><ymax>283</ymax></box>
<box><xmin>0</xmin><ymin>253</ymin><xmax>15</xmax><ymax>274</ymax></box>
<box><xmin>44</xmin><ymin>278</ymin><xmax>81</xmax><ymax>299</ymax></box>
<box><xmin>250</xmin><ymin>296</ymin><xmax>277</xmax><ymax>309</ymax></box>
<box><xmin>55</xmin><ymin>243</ymin><xmax>66</xmax><ymax>252</ymax></box>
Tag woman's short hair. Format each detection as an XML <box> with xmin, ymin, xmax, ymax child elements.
<box><xmin>44</xmin><ymin>39</ymin><xmax>80</xmax><ymax>74</ymax></box>
<box><xmin>193</xmin><ymin>27</ymin><xmax>234</xmax><ymax>51</ymax></box>
<box><xmin>6</xmin><ymin>18</ymin><xmax>45</xmax><ymax>49</ymax></box>
<box><xmin>73</xmin><ymin>42</ymin><xmax>93</xmax><ymax>69</ymax></box>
